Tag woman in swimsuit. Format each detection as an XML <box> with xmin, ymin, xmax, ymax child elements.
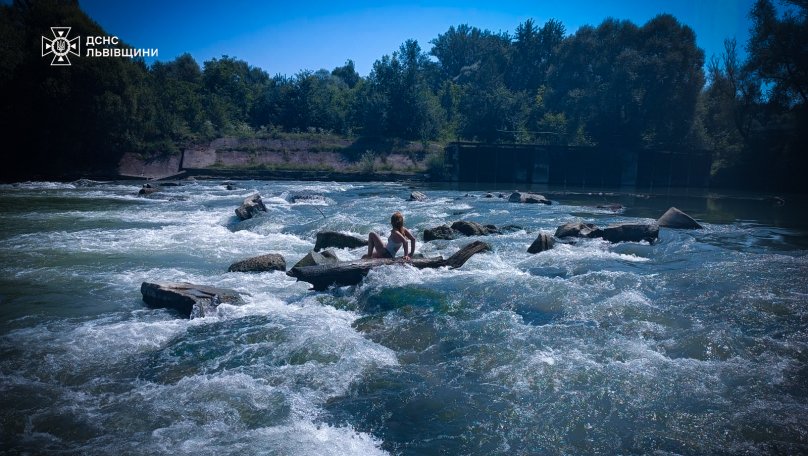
<box><xmin>363</xmin><ymin>211</ymin><xmax>416</xmax><ymax>260</ymax></box>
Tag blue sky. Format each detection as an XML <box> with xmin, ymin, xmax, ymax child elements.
<box><xmin>75</xmin><ymin>0</ymin><xmax>757</xmax><ymax>76</ymax></box>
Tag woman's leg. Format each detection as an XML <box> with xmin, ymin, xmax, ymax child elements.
<box><xmin>367</xmin><ymin>232</ymin><xmax>386</xmax><ymax>258</ymax></box>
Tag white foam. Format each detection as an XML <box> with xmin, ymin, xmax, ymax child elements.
<box><xmin>245</xmin><ymin>420</ymin><xmax>388</xmax><ymax>456</ymax></box>
<box><xmin>2</xmin><ymin>181</ymin><xmax>77</xmax><ymax>190</ymax></box>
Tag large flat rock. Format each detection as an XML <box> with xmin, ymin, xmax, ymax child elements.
<box><xmin>141</xmin><ymin>281</ymin><xmax>245</xmax><ymax>319</ymax></box>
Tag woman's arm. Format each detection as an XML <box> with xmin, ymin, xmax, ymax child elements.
<box><xmin>405</xmin><ymin>229</ymin><xmax>416</xmax><ymax>259</ymax></box>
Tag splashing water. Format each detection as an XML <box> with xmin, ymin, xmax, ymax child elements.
<box><xmin>1</xmin><ymin>180</ymin><xmax>807</xmax><ymax>455</ymax></box>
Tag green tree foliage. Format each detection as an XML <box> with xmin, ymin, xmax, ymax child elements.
<box><xmin>700</xmin><ymin>40</ymin><xmax>755</xmax><ymax>173</ymax></box>
<box><xmin>3</xmin><ymin>0</ymin><xmax>803</xmax><ymax>190</ymax></box>
<box><xmin>746</xmin><ymin>0</ymin><xmax>808</xmax><ymax>105</ymax></box>
<box><xmin>702</xmin><ymin>0</ymin><xmax>808</xmax><ymax>190</ymax></box>
<box><xmin>201</xmin><ymin>56</ymin><xmax>269</xmax><ymax>134</ymax></box>
<box><xmin>547</xmin><ymin>15</ymin><xmax>704</xmax><ymax>147</ymax></box>
<box><xmin>151</xmin><ymin>53</ymin><xmax>210</xmax><ymax>142</ymax></box>
<box><xmin>363</xmin><ymin>39</ymin><xmax>446</xmax><ymax>140</ymax></box>
<box><xmin>331</xmin><ymin>59</ymin><xmax>360</xmax><ymax>89</ymax></box>
<box><xmin>509</xmin><ymin>18</ymin><xmax>565</xmax><ymax>92</ymax></box>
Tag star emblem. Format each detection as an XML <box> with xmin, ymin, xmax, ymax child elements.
<box><xmin>42</xmin><ymin>27</ymin><xmax>80</xmax><ymax>66</ymax></box>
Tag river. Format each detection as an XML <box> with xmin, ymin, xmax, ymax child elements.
<box><xmin>1</xmin><ymin>180</ymin><xmax>806</xmax><ymax>455</ymax></box>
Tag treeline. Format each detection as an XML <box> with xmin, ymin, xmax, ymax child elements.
<box><xmin>1</xmin><ymin>0</ymin><xmax>806</xmax><ymax>190</ymax></box>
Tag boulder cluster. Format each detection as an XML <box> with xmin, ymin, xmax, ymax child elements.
<box><xmin>423</xmin><ymin>221</ymin><xmax>522</xmax><ymax>242</ymax></box>
<box><xmin>141</xmin><ymin>188</ymin><xmax>704</xmax><ymax>319</ymax></box>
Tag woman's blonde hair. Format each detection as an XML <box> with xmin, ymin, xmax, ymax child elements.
<box><xmin>391</xmin><ymin>211</ymin><xmax>404</xmax><ymax>233</ymax></box>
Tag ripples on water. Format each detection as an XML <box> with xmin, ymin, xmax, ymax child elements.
<box><xmin>0</xmin><ymin>180</ymin><xmax>806</xmax><ymax>455</ymax></box>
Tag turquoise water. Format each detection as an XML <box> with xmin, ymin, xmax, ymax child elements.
<box><xmin>1</xmin><ymin>180</ymin><xmax>806</xmax><ymax>455</ymax></box>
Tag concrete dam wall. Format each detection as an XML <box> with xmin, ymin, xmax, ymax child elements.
<box><xmin>444</xmin><ymin>142</ymin><xmax>712</xmax><ymax>189</ymax></box>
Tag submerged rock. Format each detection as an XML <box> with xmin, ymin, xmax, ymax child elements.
<box><xmin>409</xmin><ymin>191</ymin><xmax>427</xmax><ymax>201</ymax></box>
<box><xmin>423</xmin><ymin>224</ymin><xmax>456</xmax><ymax>242</ymax></box>
<box><xmin>292</xmin><ymin>250</ymin><xmax>340</xmax><ymax>269</ymax></box>
<box><xmin>508</xmin><ymin>191</ymin><xmax>551</xmax><ymax>205</ymax></box>
<box><xmin>289</xmin><ymin>194</ymin><xmax>327</xmax><ymax>204</ymax></box>
<box><xmin>596</xmin><ymin>203</ymin><xmax>624</xmax><ymax>212</ymax></box>
<box><xmin>657</xmin><ymin>207</ymin><xmax>702</xmax><ymax>229</ymax></box>
<box><xmin>497</xmin><ymin>224</ymin><xmax>524</xmax><ymax>233</ymax></box>
<box><xmin>73</xmin><ymin>178</ymin><xmax>108</xmax><ymax>187</ymax></box>
<box><xmin>527</xmin><ymin>232</ymin><xmax>555</xmax><ymax>254</ymax></box>
<box><xmin>314</xmin><ymin>231</ymin><xmax>368</xmax><ymax>251</ymax></box>
<box><xmin>140</xmin><ymin>281</ymin><xmax>245</xmax><ymax>319</ymax></box>
<box><xmin>228</xmin><ymin>253</ymin><xmax>286</xmax><ymax>273</ymax></box>
<box><xmin>235</xmin><ymin>194</ymin><xmax>267</xmax><ymax>221</ymax></box>
<box><xmin>137</xmin><ymin>183</ymin><xmax>160</xmax><ymax>196</ymax></box>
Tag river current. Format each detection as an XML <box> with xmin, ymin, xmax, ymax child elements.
<box><xmin>0</xmin><ymin>180</ymin><xmax>806</xmax><ymax>455</ymax></box>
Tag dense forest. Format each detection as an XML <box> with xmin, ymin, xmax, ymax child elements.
<box><xmin>0</xmin><ymin>0</ymin><xmax>806</xmax><ymax>191</ymax></box>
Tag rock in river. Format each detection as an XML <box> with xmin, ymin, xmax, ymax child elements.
<box><xmin>292</xmin><ymin>250</ymin><xmax>340</xmax><ymax>269</ymax></box>
<box><xmin>597</xmin><ymin>223</ymin><xmax>659</xmax><ymax>243</ymax></box>
<box><xmin>138</xmin><ymin>183</ymin><xmax>160</xmax><ymax>196</ymax></box>
<box><xmin>423</xmin><ymin>225</ymin><xmax>456</xmax><ymax>242</ymax></box>
<box><xmin>423</xmin><ymin>221</ymin><xmax>521</xmax><ymax>242</ymax></box>
<box><xmin>235</xmin><ymin>194</ymin><xmax>268</xmax><ymax>221</ymax></box>
<box><xmin>508</xmin><ymin>191</ymin><xmax>551</xmax><ymax>205</ymax></box>
<box><xmin>228</xmin><ymin>253</ymin><xmax>286</xmax><ymax>273</ymax></box>
<box><xmin>289</xmin><ymin>194</ymin><xmax>328</xmax><ymax>204</ymax></box>
<box><xmin>141</xmin><ymin>281</ymin><xmax>245</xmax><ymax>319</ymax></box>
<box><xmin>555</xmin><ymin>222</ymin><xmax>600</xmax><ymax>239</ymax></box>
<box><xmin>314</xmin><ymin>231</ymin><xmax>368</xmax><ymax>251</ymax></box>
<box><xmin>554</xmin><ymin>221</ymin><xmax>658</xmax><ymax>244</ymax></box>
<box><xmin>450</xmin><ymin>220</ymin><xmax>492</xmax><ymax>236</ymax></box>
<box><xmin>527</xmin><ymin>232</ymin><xmax>555</xmax><ymax>254</ymax></box>
<box><xmin>657</xmin><ymin>207</ymin><xmax>702</xmax><ymax>229</ymax></box>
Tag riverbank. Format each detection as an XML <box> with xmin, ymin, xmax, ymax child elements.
<box><xmin>117</xmin><ymin>134</ymin><xmax>443</xmax><ymax>182</ymax></box>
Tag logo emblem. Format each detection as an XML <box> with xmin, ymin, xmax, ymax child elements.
<box><xmin>42</xmin><ymin>27</ymin><xmax>80</xmax><ymax>66</ymax></box>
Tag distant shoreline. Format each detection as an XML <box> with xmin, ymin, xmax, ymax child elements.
<box><xmin>0</xmin><ymin>168</ymin><xmax>430</xmax><ymax>185</ymax></box>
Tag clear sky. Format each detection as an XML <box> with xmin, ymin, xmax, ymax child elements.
<box><xmin>73</xmin><ymin>0</ymin><xmax>757</xmax><ymax>76</ymax></box>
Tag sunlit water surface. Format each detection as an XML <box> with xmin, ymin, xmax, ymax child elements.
<box><xmin>1</xmin><ymin>180</ymin><xmax>806</xmax><ymax>455</ymax></box>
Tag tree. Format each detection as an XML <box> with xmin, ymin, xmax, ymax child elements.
<box><xmin>700</xmin><ymin>41</ymin><xmax>755</xmax><ymax>172</ymax></box>
<box><xmin>202</xmin><ymin>56</ymin><xmax>269</xmax><ymax>133</ymax></box>
<box><xmin>332</xmin><ymin>59</ymin><xmax>360</xmax><ymax>89</ymax></box>
<box><xmin>430</xmin><ymin>24</ymin><xmax>510</xmax><ymax>81</ymax></box>
<box><xmin>636</xmin><ymin>14</ymin><xmax>705</xmax><ymax>146</ymax></box>
<box><xmin>363</xmin><ymin>40</ymin><xmax>446</xmax><ymax>140</ymax></box>
<box><xmin>151</xmin><ymin>54</ymin><xmax>210</xmax><ymax>142</ymax></box>
<box><xmin>509</xmin><ymin>18</ymin><xmax>565</xmax><ymax>92</ymax></box>
<box><xmin>746</xmin><ymin>0</ymin><xmax>808</xmax><ymax>106</ymax></box>
<box><xmin>547</xmin><ymin>15</ymin><xmax>704</xmax><ymax>148</ymax></box>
